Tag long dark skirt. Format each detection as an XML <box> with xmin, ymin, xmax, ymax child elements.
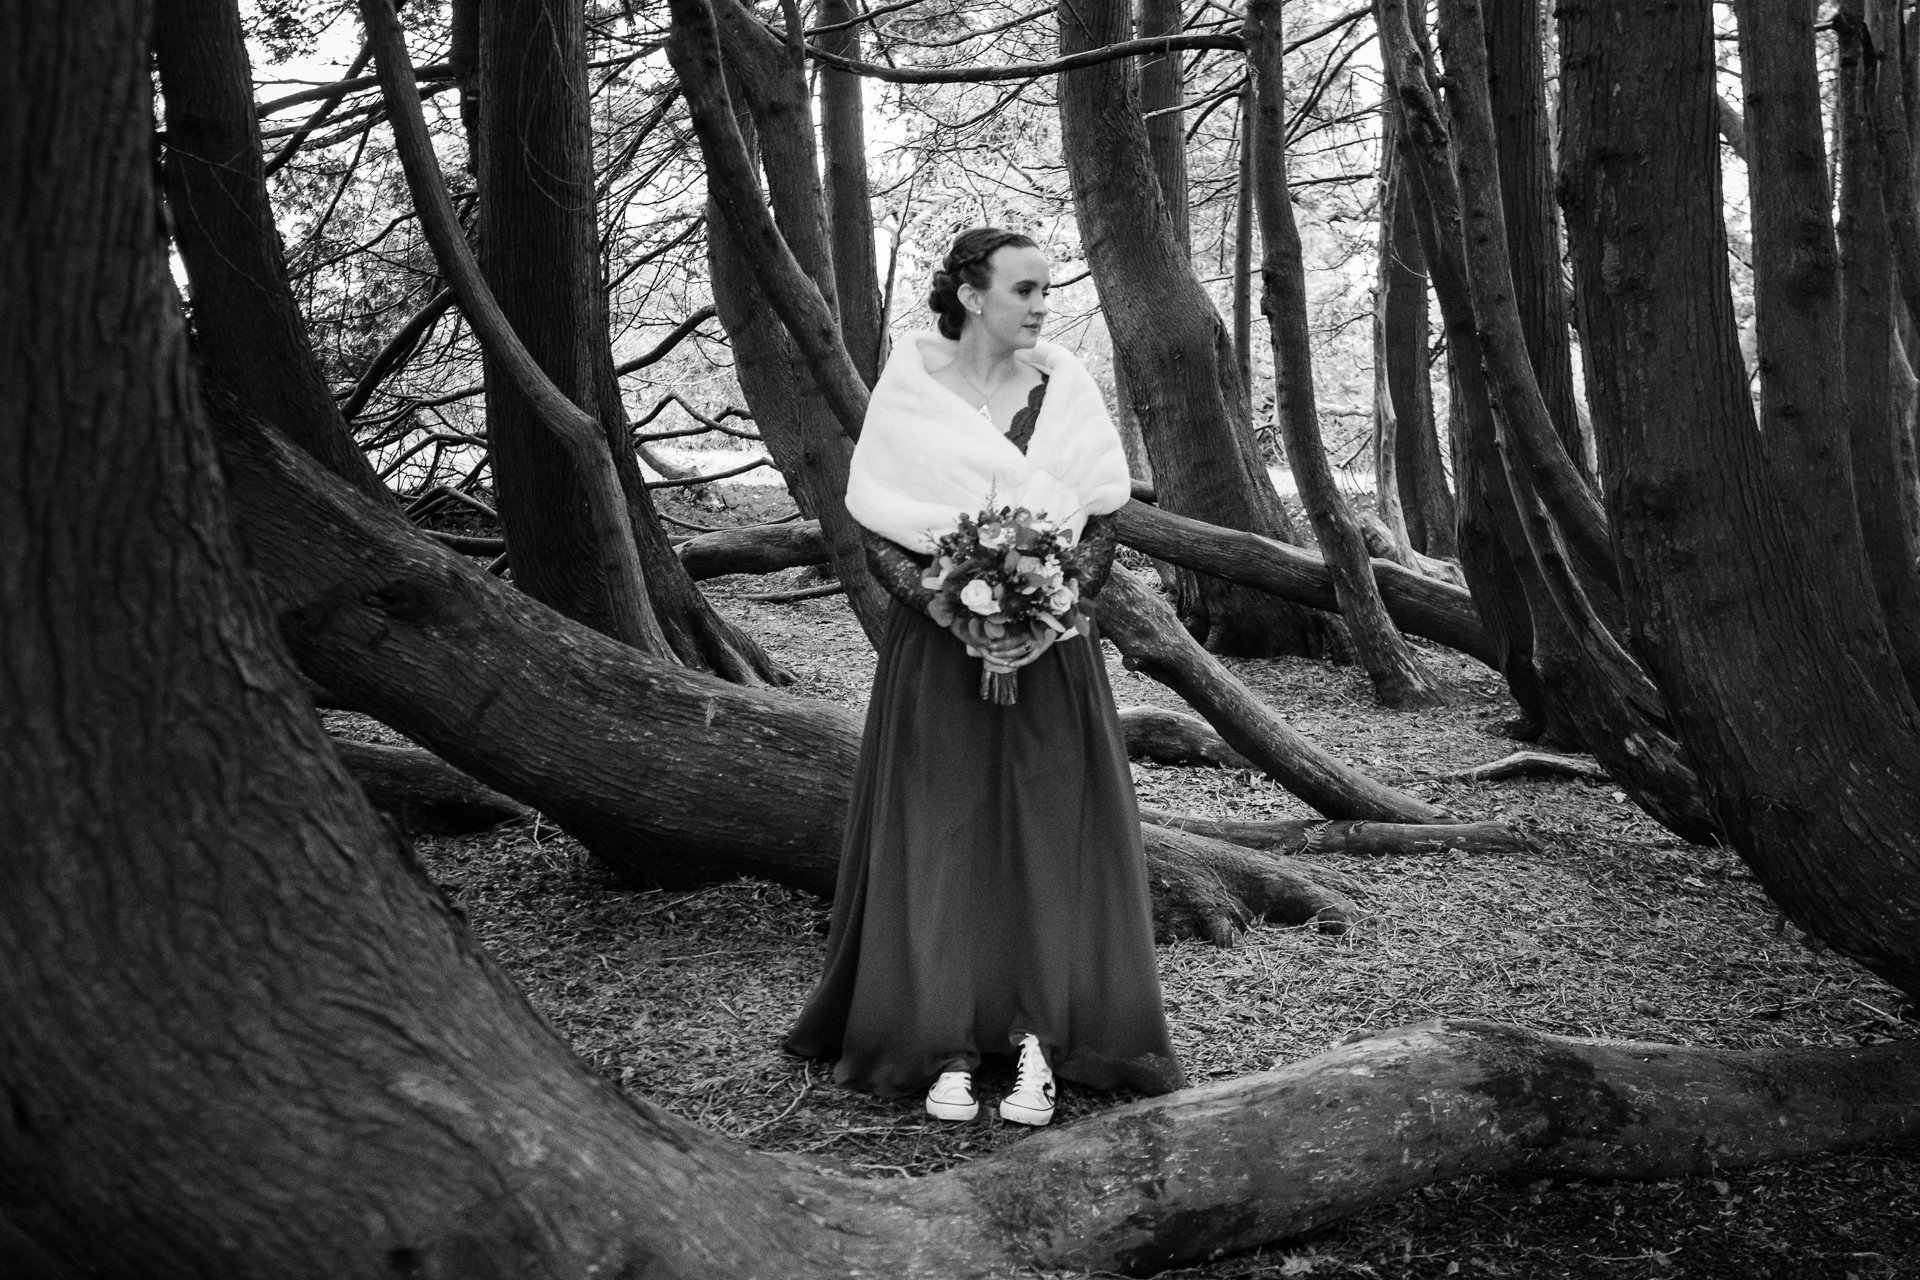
<box><xmin>783</xmin><ymin>599</ymin><xmax>1184</xmax><ymax>1099</ymax></box>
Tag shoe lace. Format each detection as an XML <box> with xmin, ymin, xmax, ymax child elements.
<box><xmin>1014</xmin><ymin>1042</ymin><xmax>1049</xmax><ymax>1097</ymax></box>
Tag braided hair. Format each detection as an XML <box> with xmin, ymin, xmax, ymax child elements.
<box><xmin>927</xmin><ymin>227</ymin><xmax>1039</xmax><ymax>340</ymax></box>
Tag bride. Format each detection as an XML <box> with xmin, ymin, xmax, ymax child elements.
<box><xmin>783</xmin><ymin>227</ymin><xmax>1184</xmax><ymax>1126</ymax></box>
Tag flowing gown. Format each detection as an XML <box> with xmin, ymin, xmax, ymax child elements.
<box><xmin>783</xmin><ymin>382</ymin><xmax>1185</xmax><ymax>1099</ymax></box>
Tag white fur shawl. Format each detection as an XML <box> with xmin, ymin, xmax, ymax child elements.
<box><xmin>844</xmin><ymin>332</ymin><xmax>1132</xmax><ymax>553</ymax></box>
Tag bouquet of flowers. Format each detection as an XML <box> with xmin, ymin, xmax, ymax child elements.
<box><xmin>922</xmin><ymin>505</ymin><xmax>1086</xmax><ymax>705</ymax></box>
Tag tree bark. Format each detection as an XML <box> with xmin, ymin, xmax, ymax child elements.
<box><xmin>153</xmin><ymin>0</ymin><xmax>390</xmax><ymax>502</ymax></box>
<box><xmin>1249</xmin><ymin>0</ymin><xmax>1450</xmax><ymax>710</ymax></box>
<box><xmin>1483</xmin><ymin>0</ymin><xmax>1585</xmax><ymax>484</ymax></box>
<box><xmin>1562</xmin><ymin>0</ymin><xmax>1920</xmax><ymax>998</ymax></box>
<box><xmin>1736</xmin><ymin>1</ymin><xmax>1894</xmax><ymax>665</ymax></box>
<box><xmin>1059</xmin><ymin>0</ymin><xmax>1334</xmax><ymax>658</ymax></box>
<box><xmin>817</xmin><ymin>0</ymin><xmax>885</xmax><ymax>385</ymax></box>
<box><xmin>356</xmin><ymin>0</ymin><xmax>670</xmax><ymax>657</ymax></box>
<box><xmin>1840</xmin><ymin>0</ymin><xmax>1920</xmax><ymax>700</ymax></box>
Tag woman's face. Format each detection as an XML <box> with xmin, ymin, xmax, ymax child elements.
<box><xmin>959</xmin><ymin>245</ymin><xmax>1050</xmax><ymax>349</ymax></box>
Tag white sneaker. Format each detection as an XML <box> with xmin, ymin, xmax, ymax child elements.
<box><xmin>925</xmin><ymin>1070</ymin><xmax>978</xmax><ymax>1121</ymax></box>
<box><xmin>998</xmin><ymin>1034</ymin><xmax>1055</xmax><ymax>1126</ymax></box>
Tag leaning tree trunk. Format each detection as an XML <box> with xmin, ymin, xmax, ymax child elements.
<box><xmin>471</xmin><ymin>0</ymin><xmax>780</xmax><ymax>681</ymax></box>
<box><xmin>152</xmin><ymin>0</ymin><xmax>390</xmax><ymax>502</ymax></box>
<box><xmin>10</xmin><ymin>13</ymin><xmax>1920</xmax><ymax>1268</ymax></box>
<box><xmin>1059</xmin><ymin>0</ymin><xmax>1335</xmax><ymax>658</ymax></box>
<box><xmin>1562</xmin><ymin>0</ymin><xmax>1920</xmax><ymax>998</ymax></box>
<box><xmin>701</xmin><ymin>0</ymin><xmax>890</xmax><ymax>641</ymax></box>
<box><xmin>1249</xmin><ymin>0</ymin><xmax>1449</xmax><ymax>709</ymax></box>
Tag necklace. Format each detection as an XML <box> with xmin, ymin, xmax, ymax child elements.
<box><xmin>954</xmin><ymin>363</ymin><xmax>1009</xmax><ymax>414</ymax></box>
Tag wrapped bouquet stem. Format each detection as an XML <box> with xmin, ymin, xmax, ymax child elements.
<box><xmin>922</xmin><ymin>506</ymin><xmax>1086</xmax><ymax>704</ymax></box>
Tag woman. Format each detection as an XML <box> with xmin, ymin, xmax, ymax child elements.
<box><xmin>783</xmin><ymin>228</ymin><xmax>1184</xmax><ymax>1126</ymax></box>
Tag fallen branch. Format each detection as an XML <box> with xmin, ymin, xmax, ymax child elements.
<box><xmin>1139</xmin><ymin>808</ymin><xmax>1533</xmax><ymax>856</ymax></box>
<box><xmin>428</xmin><ymin>531</ymin><xmax>506</xmax><ymax>556</ymax></box>
<box><xmin>741</xmin><ymin>581</ymin><xmax>845</xmax><ymax>602</ymax></box>
<box><xmin>1117</xmin><ymin>704</ymin><xmax>1253</xmax><ymax>768</ymax></box>
<box><xmin>1112</xmin><ymin>499</ymin><xmax>1497</xmax><ymax>668</ymax></box>
<box><xmin>1438</xmin><ymin>750</ymin><xmax>1610</xmax><ymax>786</ymax></box>
<box><xmin>643</xmin><ymin>454</ymin><xmax>772</xmax><ymax>489</ymax></box>
<box><xmin>870</xmin><ymin>1020</ymin><xmax>1920</xmax><ymax>1273</ymax></box>
<box><xmin>330</xmin><ymin>736</ymin><xmax>531</xmax><ymax>833</ymax></box>
<box><xmin>676</xmin><ymin>518</ymin><xmax>828</xmax><ymax>579</ymax></box>
<box><xmin>1096</xmin><ymin>565</ymin><xmax>1446</xmax><ymax>822</ymax></box>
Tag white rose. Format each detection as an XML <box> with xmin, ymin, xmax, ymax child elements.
<box><xmin>961</xmin><ymin>579</ymin><xmax>999</xmax><ymax>615</ymax></box>
<box><xmin>1048</xmin><ymin>585</ymin><xmax>1077</xmax><ymax>613</ymax></box>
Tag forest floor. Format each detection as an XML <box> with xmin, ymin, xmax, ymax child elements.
<box><xmin>363</xmin><ymin>483</ymin><xmax>1920</xmax><ymax>1279</ymax></box>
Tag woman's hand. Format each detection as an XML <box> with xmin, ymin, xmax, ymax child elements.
<box><xmin>947</xmin><ymin>619</ymin><xmax>1056</xmax><ymax>671</ymax></box>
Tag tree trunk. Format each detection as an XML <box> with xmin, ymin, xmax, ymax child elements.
<box><xmin>1484</xmin><ymin>0</ymin><xmax>1586</xmax><ymax>484</ymax></box>
<box><xmin>1376</xmin><ymin>73</ymin><xmax>1456</xmax><ymax>558</ymax></box>
<box><xmin>1138</xmin><ymin>0</ymin><xmax>1190</xmax><ymax>254</ymax></box>
<box><xmin>1385</xmin><ymin>0</ymin><xmax>1720</xmax><ymax>834</ymax></box>
<box><xmin>358</xmin><ymin>0</ymin><xmax>670</xmax><ymax>657</ymax></box>
<box><xmin>1250</xmin><ymin>0</ymin><xmax>1450</xmax><ymax>710</ymax></box>
<box><xmin>1840</xmin><ymin>0</ymin><xmax>1920</xmax><ymax>700</ymax></box>
<box><xmin>1140</xmin><ymin>810</ymin><xmax>1533</xmax><ymax>856</ymax></box>
<box><xmin>1234</xmin><ymin>84</ymin><xmax>1256</xmax><ymax>398</ymax></box>
<box><xmin>466</xmin><ymin>0</ymin><xmax>779</xmax><ymax>682</ymax></box>
<box><xmin>15</xmin><ymin>5</ymin><xmax>1920</xmax><ymax>1275</ymax></box>
<box><xmin>817</xmin><ymin>0</ymin><xmax>885</xmax><ymax>385</ymax></box>
<box><xmin>153</xmin><ymin>0</ymin><xmax>390</xmax><ymax>502</ymax></box>
<box><xmin>1562</xmin><ymin>0</ymin><xmax>1920</xmax><ymax>998</ymax></box>
<box><xmin>1059</xmin><ymin>0</ymin><xmax>1335</xmax><ymax>658</ymax></box>
<box><xmin>1432</xmin><ymin>0</ymin><xmax>1616</xmax><ymax>599</ymax></box>
<box><xmin>701</xmin><ymin>0</ymin><xmax>890</xmax><ymax>642</ymax></box>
